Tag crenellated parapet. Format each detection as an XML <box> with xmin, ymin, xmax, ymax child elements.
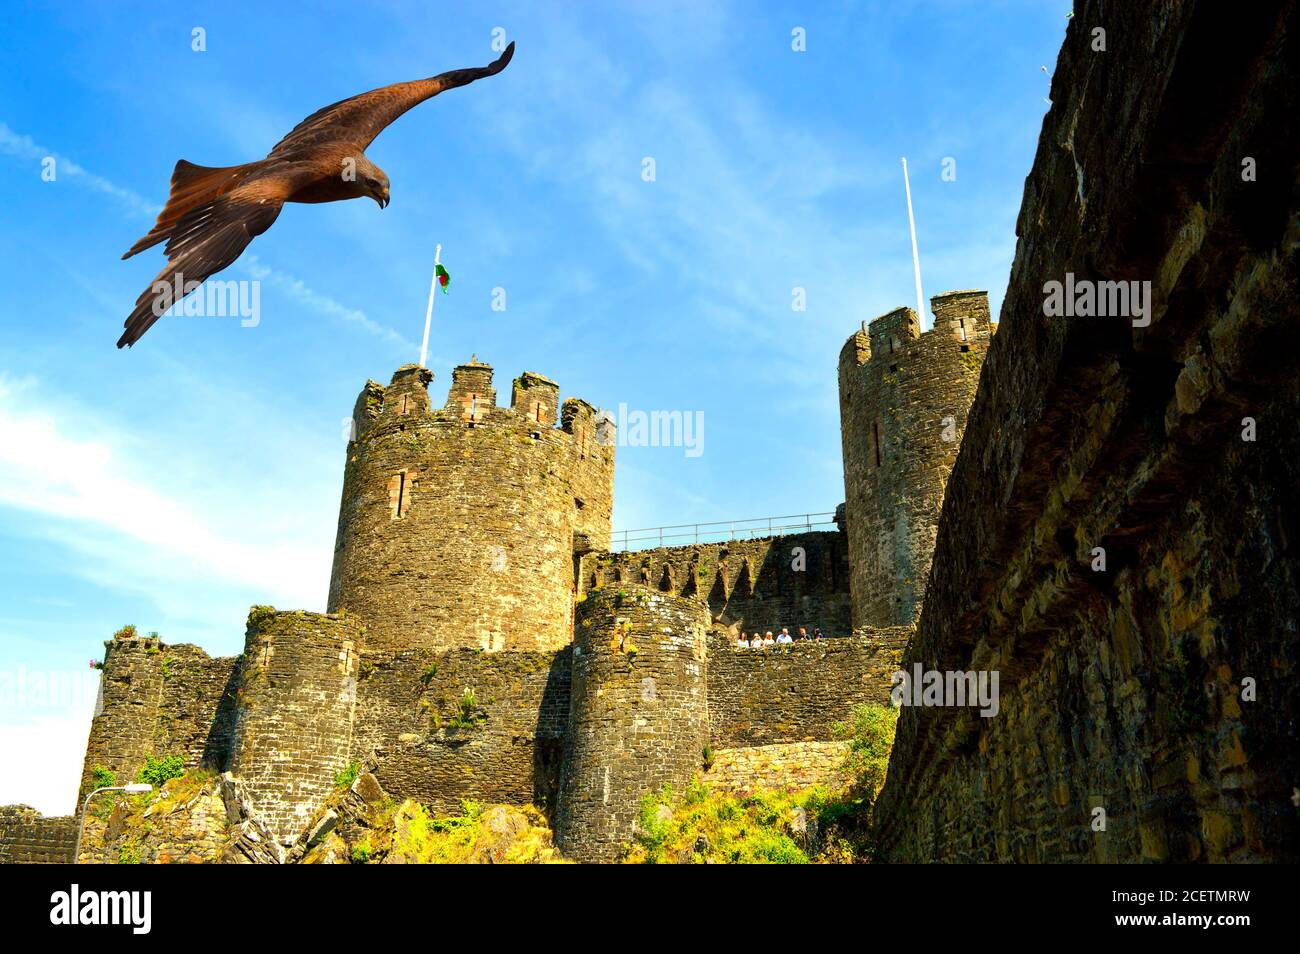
<box><xmin>596</xmin><ymin>531</ymin><xmax>852</xmax><ymax>636</ymax></box>
<box><xmin>328</xmin><ymin>359</ymin><xmax>615</xmax><ymax>653</ymax></box>
<box><xmin>838</xmin><ymin>290</ymin><xmax>993</xmax><ymax>628</ymax></box>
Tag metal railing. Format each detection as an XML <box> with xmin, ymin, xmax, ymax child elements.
<box><xmin>611</xmin><ymin>512</ymin><xmax>839</xmax><ymax>552</ymax></box>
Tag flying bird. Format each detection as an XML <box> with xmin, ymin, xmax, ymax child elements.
<box><xmin>117</xmin><ymin>42</ymin><xmax>515</xmax><ymax>348</ymax></box>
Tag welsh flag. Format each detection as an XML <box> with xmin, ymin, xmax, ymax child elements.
<box><xmin>436</xmin><ymin>263</ymin><xmax>451</xmax><ymax>294</ymax></box>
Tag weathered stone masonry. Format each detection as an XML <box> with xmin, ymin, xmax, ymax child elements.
<box><xmin>350</xmin><ymin>644</ymin><xmax>571</xmax><ymax>815</ymax></box>
<box><xmin>838</xmin><ymin>290</ymin><xmax>992</xmax><ymax>629</ymax></box>
<box><xmin>554</xmin><ymin>585</ymin><xmax>710</xmax><ymax>862</ymax></box>
<box><xmin>0</xmin><ymin>807</ymin><xmax>76</xmax><ymax>864</ymax></box>
<box><xmin>327</xmin><ymin>360</ymin><xmax>614</xmax><ymax>653</ymax></box>
<box><xmin>707</xmin><ymin>627</ymin><xmax>911</xmax><ymax>749</ymax></box>
<box><xmin>78</xmin><ymin>629</ymin><xmax>240</xmax><ymax>799</ymax></box>
<box><xmin>601</xmin><ymin>531</ymin><xmax>852</xmax><ymax>636</ymax></box>
<box><xmin>872</xmin><ymin>0</ymin><xmax>1300</xmax><ymax>863</ymax></box>
<box><xmin>227</xmin><ymin>609</ymin><xmax>362</xmax><ymax>843</ymax></box>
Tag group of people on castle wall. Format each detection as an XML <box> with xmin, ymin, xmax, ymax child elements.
<box><xmin>735</xmin><ymin>626</ymin><xmax>824</xmax><ymax>649</ymax></box>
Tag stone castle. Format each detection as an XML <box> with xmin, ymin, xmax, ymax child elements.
<box><xmin>0</xmin><ymin>289</ymin><xmax>993</xmax><ymax>864</ymax></box>
<box><xmin>4</xmin><ymin>0</ymin><xmax>1298</xmax><ymax>865</ymax></box>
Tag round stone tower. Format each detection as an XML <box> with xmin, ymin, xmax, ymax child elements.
<box><xmin>554</xmin><ymin>584</ymin><xmax>709</xmax><ymax>862</ymax></box>
<box><xmin>837</xmin><ymin>290</ymin><xmax>993</xmax><ymax>628</ymax></box>
<box><xmin>327</xmin><ymin>358</ymin><xmax>615</xmax><ymax>653</ymax></box>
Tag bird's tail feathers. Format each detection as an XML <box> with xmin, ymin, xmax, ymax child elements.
<box><xmin>122</xmin><ymin>160</ymin><xmax>253</xmax><ymax>260</ymax></box>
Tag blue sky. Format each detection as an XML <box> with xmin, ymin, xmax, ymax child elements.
<box><xmin>0</xmin><ymin>0</ymin><xmax>1067</xmax><ymax>812</ymax></box>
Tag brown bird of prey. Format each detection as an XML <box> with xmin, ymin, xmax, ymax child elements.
<box><xmin>118</xmin><ymin>42</ymin><xmax>515</xmax><ymax>348</ymax></box>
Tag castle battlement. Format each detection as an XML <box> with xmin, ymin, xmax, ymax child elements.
<box><xmin>352</xmin><ymin>360</ymin><xmax>612</xmax><ymax>450</ymax></box>
<box><xmin>837</xmin><ymin>288</ymin><xmax>993</xmax><ymax>627</ymax></box>
<box><xmin>846</xmin><ymin>290</ymin><xmax>994</xmax><ymax>370</ymax></box>
<box><xmin>328</xmin><ymin>359</ymin><xmax>615</xmax><ymax>654</ymax></box>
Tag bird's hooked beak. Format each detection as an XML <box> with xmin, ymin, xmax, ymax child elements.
<box><xmin>375</xmin><ymin>185</ymin><xmax>390</xmax><ymax>209</ymax></box>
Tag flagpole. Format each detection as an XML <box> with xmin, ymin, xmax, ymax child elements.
<box><xmin>901</xmin><ymin>158</ymin><xmax>926</xmax><ymax>328</ymax></box>
<box><xmin>418</xmin><ymin>243</ymin><xmax>442</xmax><ymax>368</ymax></box>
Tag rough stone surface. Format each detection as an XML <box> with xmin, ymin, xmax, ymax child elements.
<box><xmin>327</xmin><ymin>361</ymin><xmax>614</xmax><ymax>653</ymax></box>
<box><xmin>78</xmin><ymin>772</ymin><xmax>279</xmax><ymax>864</ymax></box>
<box><xmin>350</xmin><ymin>644</ymin><xmax>570</xmax><ymax>815</ymax></box>
<box><xmin>0</xmin><ymin>806</ymin><xmax>76</xmax><ymax>864</ymax></box>
<box><xmin>77</xmin><ymin>630</ymin><xmax>240</xmax><ymax>800</ymax></box>
<box><xmin>227</xmin><ymin>608</ymin><xmax>362</xmax><ymax>843</ymax></box>
<box><xmin>555</xmin><ymin>585</ymin><xmax>710</xmax><ymax>862</ymax></box>
<box><xmin>707</xmin><ymin>628</ymin><xmax>911</xmax><ymax>747</ymax></box>
<box><xmin>873</xmin><ymin>0</ymin><xmax>1300</xmax><ymax>863</ymax></box>
<box><xmin>602</xmin><ymin>531</ymin><xmax>852</xmax><ymax>636</ymax></box>
<box><xmin>704</xmin><ymin>741</ymin><xmax>851</xmax><ymax>793</ymax></box>
<box><xmin>839</xmin><ymin>290</ymin><xmax>993</xmax><ymax>628</ymax></box>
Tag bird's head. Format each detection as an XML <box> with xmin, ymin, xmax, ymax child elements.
<box><xmin>355</xmin><ymin>158</ymin><xmax>390</xmax><ymax>208</ymax></box>
<box><xmin>365</xmin><ymin>172</ymin><xmax>391</xmax><ymax>209</ymax></box>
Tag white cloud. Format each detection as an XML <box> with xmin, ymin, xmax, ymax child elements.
<box><xmin>239</xmin><ymin>254</ymin><xmax>418</xmax><ymax>354</ymax></box>
<box><xmin>0</xmin><ymin>121</ymin><xmax>161</xmax><ymax>219</ymax></box>
<box><xmin>0</xmin><ymin>711</ymin><xmax>95</xmax><ymax>816</ymax></box>
<box><xmin>0</xmin><ymin>376</ymin><xmax>327</xmax><ymax>610</ymax></box>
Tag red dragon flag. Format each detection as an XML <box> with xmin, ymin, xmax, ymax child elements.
<box><xmin>418</xmin><ymin>245</ymin><xmax>447</xmax><ymax>368</ymax></box>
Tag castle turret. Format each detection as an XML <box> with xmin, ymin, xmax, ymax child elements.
<box><xmin>78</xmin><ymin>627</ymin><xmax>165</xmax><ymax>799</ymax></box>
<box><xmin>554</xmin><ymin>584</ymin><xmax>709</xmax><ymax>862</ymax></box>
<box><xmin>327</xmin><ymin>359</ymin><xmax>615</xmax><ymax>653</ymax></box>
<box><xmin>837</xmin><ymin>290</ymin><xmax>993</xmax><ymax>627</ymax></box>
<box><xmin>227</xmin><ymin>607</ymin><xmax>362</xmax><ymax>844</ymax></box>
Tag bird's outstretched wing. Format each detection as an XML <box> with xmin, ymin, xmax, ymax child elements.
<box><xmin>267</xmin><ymin>41</ymin><xmax>515</xmax><ymax>156</ymax></box>
<box><xmin>123</xmin><ymin>160</ymin><xmax>259</xmax><ymax>261</ymax></box>
<box><xmin>118</xmin><ymin>189</ymin><xmax>284</xmax><ymax>348</ymax></box>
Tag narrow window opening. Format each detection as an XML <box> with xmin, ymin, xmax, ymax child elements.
<box><xmin>388</xmin><ymin>471</ymin><xmax>409</xmax><ymax>520</ymax></box>
<box><xmin>873</xmin><ymin>421</ymin><xmax>883</xmax><ymax>468</ymax></box>
<box><xmin>959</xmin><ymin>318</ymin><xmax>968</xmax><ymax>342</ymax></box>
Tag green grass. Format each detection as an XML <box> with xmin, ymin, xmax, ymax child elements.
<box><xmin>624</xmin><ymin>703</ymin><xmax>900</xmax><ymax>864</ymax></box>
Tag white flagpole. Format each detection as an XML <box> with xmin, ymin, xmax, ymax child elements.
<box><xmin>901</xmin><ymin>158</ymin><xmax>926</xmax><ymax>328</ymax></box>
<box><xmin>418</xmin><ymin>243</ymin><xmax>442</xmax><ymax>368</ymax></box>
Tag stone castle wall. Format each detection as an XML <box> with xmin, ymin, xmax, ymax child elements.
<box><xmin>555</xmin><ymin>585</ymin><xmax>711</xmax><ymax>862</ymax></box>
<box><xmin>599</xmin><ymin>531</ymin><xmax>851</xmax><ymax>636</ymax></box>
<box><xmin>227</xmin><ymin>609</ymin><xmax>362</xmax><ymax>843</ymax></box>
<box><xmin>704</xmin><ymin>741</ymin><xmax>850</xmax><ymax>793</ymax></box>
<box><xmin>2</xmin><ymin>315</ymin><xmax>975</xmax><ymax>864</ymax></box>
<box><xmin>327</xmin><ymin>360</ymin><xmax>614</xmax><ymax>653</ymax></box>
<box><xmin>78</xmin><ymin>630</ymin><xmax>240</xmax><ymax>799</ymax></box>
<box><xmin>0</xmin><ymin>807</ymin><xmax>76</xmax><ymax>864</ymax></box>
<box><xmin>8</xmin><ymin>586</ymin><xmax>909</xmax><ymax>861</ymax></box>
<box><xmin>706</xmin><ymin>628</ymin><xmax>910</xmax><ymax>747</ymax></box>
<box><xmin>838</xmin><ymin>291</ymin><xmax>992</xmax><ymax>628</ymax></box>
<box><xmin>872</xmin><ymin>0</ymin><xmax>1300</xmax><ymax>863</ymax></box>
<box><xmin>350</xmin><ymin>645</ymin><xmax>571</xmax><ymax>815</ymax></box>
<box><xmin>77</xmin><ymin>629</ymin><xmax>165</xmax><ymax>797</ymax></box>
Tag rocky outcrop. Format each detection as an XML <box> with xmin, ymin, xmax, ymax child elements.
<box><xmin>291</xmin><ymin>767</ymin><xmax>563</xmax><ymax>864</ymax></box>
<box><xmin>78</xmin><ymin>771</ymin><xmax>279</xmax><ymax>864</ymax></box>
